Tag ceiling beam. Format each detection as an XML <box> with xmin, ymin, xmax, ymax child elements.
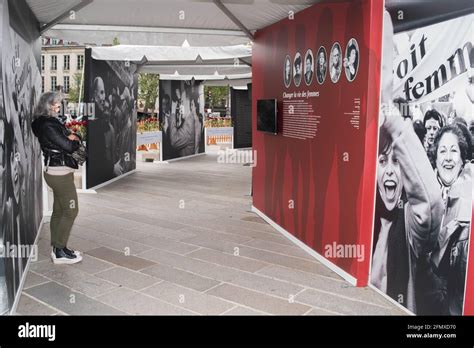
<box><xmin>138</xmin><ymin>64</ymin><xmax>251</xmax><ymax>68</ymax></box>
<box><xmin>212</xmin><ymin>0</ymin><xmax>254</xmax><ymax>40</ymax></box>
<box><xmin>40</xmin><ymin>0</ymin><xmax>94</xmax><ymax>34</ymax></box>
<box><xmin>47</xmin><ymin>24</ymin><xmax>247</xmax><ymax>37</ymax></box>
<box><xmin>238</xmin><ymin>58</ymin><xmax>252</xmax><ymax>67</ymax></box>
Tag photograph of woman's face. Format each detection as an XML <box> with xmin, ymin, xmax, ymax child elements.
<box><xmin>305</xmin><ymin>57</ymin><xmax>312</xmax><ymax>74</ymax></box>
<box><xmin>349</xmin><ymin>48</ymin><xmax>357</xmax><ymax>64</ymax></box>
<box><xmin>377</xmin><ymin>146</ymin><xmax>402</xmax><ymax>211</ymax></box>
<box><xmin>295</xmin><ymin>62</ymin><xmax>301</xmax><ymax>75</ymax></box>
<box><xmin>436</xmin><ymin>132</ymin><xmax>462</xmax><ymax>186</ymax></box>
<box><xmin>319</xmin><ymin>51</ymin><xmax>325</xmax><ymax>66</ymax></box>
<box><xmin>425</xmin><ymin>118</ymin><xmax>440</xmax><ymax>146</ymax></box>
<box><xmin>332</xmin><ymin>47</ymin><xmax>340</xmax><ymax>67</ymax></box>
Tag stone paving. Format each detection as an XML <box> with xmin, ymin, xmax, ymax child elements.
<box><xmin>16</xmin><ymin>153</ymin><xmax>406</xmax><ymax>315</ymax></box>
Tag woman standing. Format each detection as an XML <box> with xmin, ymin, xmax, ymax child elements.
<box><xmin>417</xmin><ymin>124</ymin><xmax>471</xmax><ymax>315</ymax></box>
<box><xmin>32</xmin><ymin>92</ymin><xmax>83</xmax><ymax>264</ymax></box>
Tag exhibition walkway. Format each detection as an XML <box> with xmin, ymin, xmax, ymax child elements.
<box><xmin>16</xmin><ymin>154</ymin><xmax>405</xmax><ymax>315</ymax></box>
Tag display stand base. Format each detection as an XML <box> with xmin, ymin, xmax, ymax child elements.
<box><xmin>76</xmin><ymin>189</ymin><xmax>97</xmax><ymax>194</ymax></box>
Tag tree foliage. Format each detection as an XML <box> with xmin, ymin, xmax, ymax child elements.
<box><xmin>67</xmin><ymin>72</ymin><xmax>83</xmax><ymax>103</ymax></box>
<box><xmin>138</xmin><ymin>73</ymin><xmax>159</xmax><ymax>114</ymax></box>
<box><xmin>204</xmin><ymin>86</ymin><xmax>229</xmax><ymax>109</ymax></box>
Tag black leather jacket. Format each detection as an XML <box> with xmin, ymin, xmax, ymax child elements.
<box><xmin>32</xmin><ymin>116</ymin><xmax>80</xmax><ymax>169</ymax></box>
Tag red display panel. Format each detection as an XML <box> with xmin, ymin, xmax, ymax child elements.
<box><xmin>252</xmin><ymin>0</ymin><xmax>384</xmax><ymax>282</ymax></box>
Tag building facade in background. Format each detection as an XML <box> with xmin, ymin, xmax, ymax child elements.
<box><xmin>41</xmin><ymin>37</ymin><xmax>85</xmax><ymax>97</ymax></box>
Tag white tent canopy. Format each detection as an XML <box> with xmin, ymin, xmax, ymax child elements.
<box><xmin>90</xmin><ymin>44</ymin><xmax>252</xmax><ymax>83</ymax></box>
<box><xmin>159</xmin><ymin>72</ymin><xmax>251</xmax><ymax>80</ymax></box>
<box><xmin>139</xmin><ymin>65</ymin><xmax>250</xmax><ymax>76</ymax></box>
<box><xmin>160</xmin><ymin>72</ymin><xmax>251</xmax><ymax>86</ymax></box>
<box><xmin>27</xmin><ymin>0</ymin><xmax>319</xmax><ymax>46</ymax></box>
<box><xmin>91</xmin><ymin>43</ymin><xmax>251</xmax><ymax>62</ymax></box>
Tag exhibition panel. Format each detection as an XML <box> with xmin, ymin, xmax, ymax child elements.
<box><xmin>231</xmin><ymin>86</ymin><xmax>252</xmax><ymax>149</ymax></box>
<box><xmin>0</xmin><ymin>0</ymin><xmax>42</xmax><ymax>314</ymax></box>
<box><xmin>371</xmin><ymin>9</ymin><xmax>473</xmax><ymax>316</ymax></box>
<box><xmin>252</xmin><ymin>0</ymin><xmax>473</xmax><ymax>316</ymax></box>
<box><xmin>0</xmin><ymin>0</ymin><xmax>471</xmax><ymax>321</ymax></box>
<box><xmin>159</xmin><ymin>79</ymin><xmax>205</xmax><ymax>161</ymax></box>
<box><xmin>83</xmin><ymin>48</ymin><xmax>138</xmax><ymax>189</ymax></box>
<box><xmin>252</xmin><ymin>0</ymin><xmax>383</xmax><ymax>285</ymax></box>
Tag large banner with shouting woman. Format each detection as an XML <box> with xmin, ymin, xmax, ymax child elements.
<box><xmin>370</xmin><ymin>7</ymin><xmax>473</xmax><ymax>315</ymax></box>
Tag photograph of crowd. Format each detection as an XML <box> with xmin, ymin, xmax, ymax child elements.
<box><xmin>371</xmin><ymin>12</ymin><xmax>473</xmax><ymax>315</ymax></box>
<box><xmin>0</xmin><ymin>24</ymin><xmax>42</xmax><ymax>313</ymax></box>
<box><xmin>87</xmin><ymin>58</ymin><xmax>138</xmax><ymax>188</ymax></box>
<box><xmin>159</xmin><ymin>79</ymin><xmax>204</xmax><ymax>161</ymax></box>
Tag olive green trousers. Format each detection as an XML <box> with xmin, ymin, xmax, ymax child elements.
<box><xmin>43</xmin><ymin>172</ymin><xmax>79</xmax><ymax>249</ymax></box>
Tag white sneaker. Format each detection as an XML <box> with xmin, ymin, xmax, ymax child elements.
<box><xmin>51</xmin><ymin>247</ymin><xmax>83</xmax><ymax>265</ymax></box>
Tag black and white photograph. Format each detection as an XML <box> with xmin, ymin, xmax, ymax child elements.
<box><xmin>316</xmin><ymin>46</ymin><xmax>327</xmax><ymax>85</ymax></box>
<box><xmin>0</xmin><ymin>0</ymin><xmax>6</xmax><ymax>315</ymax></box>
<box><xmin>293</xmin><ymin>52</ymin><xmax>302</xmax><ymax>87</ymax></box>
<box><xmin>371</xmin><ymin>11</ymin><xmax>473</xmax><ymax>316</ymax></box>
<box><xmin>159</xmin><ymin>79</ymin><xmax>204</xmax><ymax>161</ymax></box>
<box><xmin>86</xmin><ymin>58</ymin><xmax>138</xmax><ymax>188</ymax></box>
<box><xmin>343</xmin><ymin>38</ymin><xmax>359</xmax><ymax>82</ymax></box>
<box><xmin>329</xmin><ymin>42</ymin><xmax>342</xmax><ymax>83</ymax></box>
<box><xmin>283</xmin><ymin>54</ymin><xmax>292</xmax><ymax>88</ymax></box>
<box><xmin>304</xmin><ymin>49</ymin><xmax>314</xmax><ymax>86</ymax></box>
<box><xmin>0</xmin><ymin>14</ymin><xmax>42</xmax><ymax>313</ymax></box>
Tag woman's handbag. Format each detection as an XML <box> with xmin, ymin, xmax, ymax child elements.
<box><xmin>70</xmin><ymin>141</ymin><xmax>87</xmax><ymax>165</ymax></box>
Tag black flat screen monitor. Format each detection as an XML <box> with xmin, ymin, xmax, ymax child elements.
<box><xmin>257</xmin><ymin>99</ymin><xmax>277</xmax><ymax>134</ymax></box>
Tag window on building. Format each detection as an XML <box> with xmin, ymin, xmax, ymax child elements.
<box><xmin>42</xmin><ymin>76</ymin><xmax>44</xmax><ymax>93</ymax></box>
<box><xmin>64</xmin><ymin>76</ymin><xmax>70</xmax><ymax>93</ymax></box>
<box><xmin>77</xmin><ymin>55</ymin><xmax>84</xmax><ymax>70</ymax></box>
<box><xmin>41</xmin><ymin>55</ymin><xmax>45</xmax><ymax>71</ymax></box>
<box><xmin>51</xmin><ymin>55</ymin><xmax>57</xmax><ymax>70</ymax></box>
<box><xmin>64</xmin><ymin>55</ymin><xmax>70</xmax><ymax>70</ymax></box>
<box><xmin>51</xmin><ymin>76</ymin><xmax>57</xmax><ymax>91</ymax></box>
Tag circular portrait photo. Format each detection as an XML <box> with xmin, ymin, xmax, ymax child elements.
<box><xmin>329</xmin><ymin>42</ymin><xmax>342</xmax><ymax>83</ymax></box>
<box><xmin>344</xmin><ymin>38</ymin><xmax>360</xmax><ymax>82</ymax></box>
<box><xmin>304</xmin><ymin>49</ymin><xmax>314</xmax><ymax>86</ymax></box>
<box><xmin>293</xmin><ymin>52</ymin><xmax>302</xmax><ymax>87</ymax></box>
<box><xmin>316</xmin><ymin>46</ymin><xmax>327</xmax><ymax>85</ymax></box>
<box><xmin>283</xmin><ymin>55</ymin><xmax>292</xmax><ymax>88</ymax></box>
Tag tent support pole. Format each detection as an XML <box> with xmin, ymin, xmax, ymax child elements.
<box><xmin>238</xmin><ymin>58</ymin><xmax>252</xmax><ymax>67</ymax></box>
<box><xmin>212</xmin><ymin>0</ymin><xmax>254</xmax><ymax>41</ymax></box>
<box><xmin>40</xmin><ymin>0</ymin><xmax>94</xmax><ymax>34</ymax></box>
